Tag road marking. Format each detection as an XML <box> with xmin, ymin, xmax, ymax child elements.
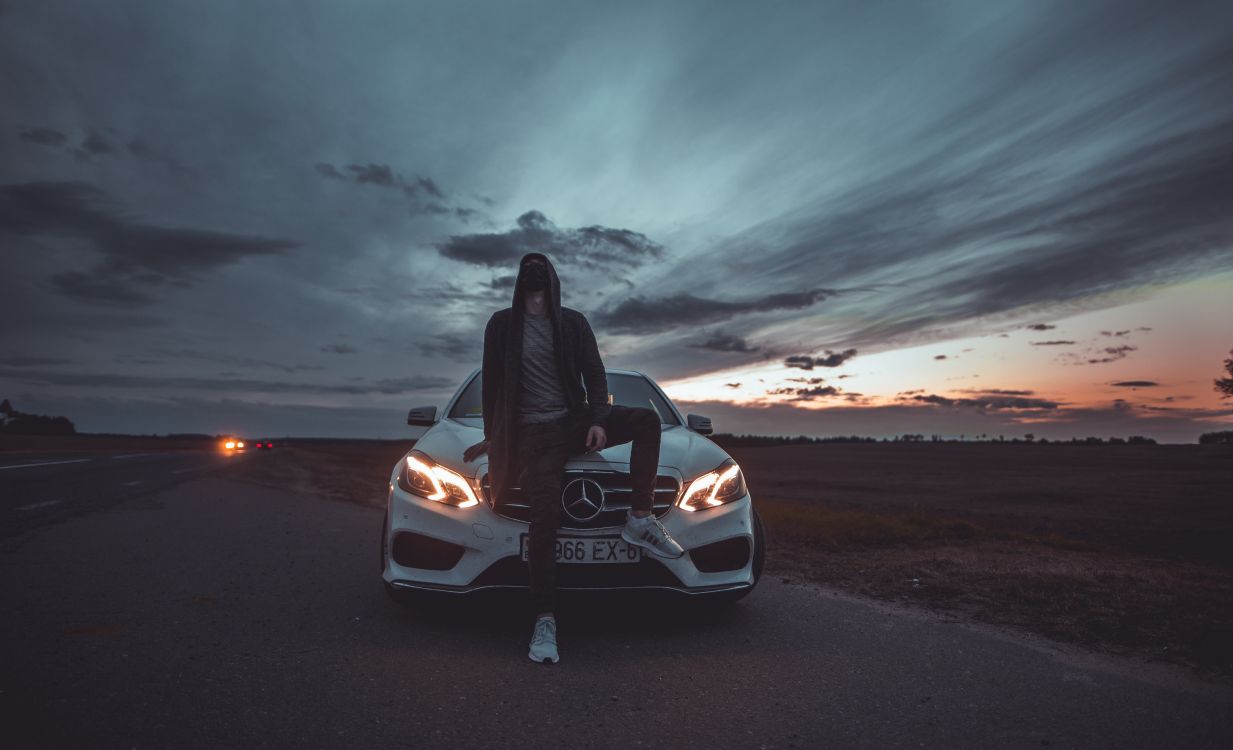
<box><xmin>112</xmin><ymin>453</ymin><xmax>155</xmax><ymax>459</ymax></box>
<box><xmin>123</xmin><ymin>480</ymin><xmax>144</xmax><ymax>486</ymax></box>
<box><xmin>0</xmin><ymin>458</ymin><xmax>92</xmax><ymax>471</ymax></box>
<box><xmin>16</xmin><ymin>499</ymin><xmax>64</xmax><ymax>511</ymax></box>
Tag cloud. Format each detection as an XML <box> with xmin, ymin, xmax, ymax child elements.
<box><xmin>320</xmin><ymin>343</ymin><xmax>357</xmax><ymax>354</ymax></box>
<box><xmin>0</xmin><ymin>181</ymin><xmax>296</xmax><ymax>307</ymax></box>
<box><xmin>1031</xmin><ymin>340</ymin><xmax>1076</xmax><ymax>346</ymax></box>
<box><xmin>902</xmin><ymin>393</ymin><xmax>1061</xmax><ymax>411</ymax></box>
<box><xmin>0</xmin><ymin>366</ymin><xmax>452</xmax><ymax>396</ymax></box>
<box><xmin>1101</xmin><ymin>329</ymin><xmax>1132</xmax><ymax>337</ymax></box>
<box><xmin>436</xmin><ymin>210</ymin><xmax>665</xmax><ymax>272</ymax></box>
<box><xmin>0</xmin><ymin>356</ymin><xmax>72</xmax><ymax>367</ymax></box>
<box><xmin>315</xmin><ymin>161</ymin><xmax>464</xmax><ymax>217</ymax></box>
<box><xmin>1025</xmin><ymin>323</ymin><xmax>1056</xmax><ymax>331</ymax></box>
<box><xmin>783</xmin><ymin>348</ymin><xmax>858</xmax><ymax>370</ymax></box>
<box><xmin>933</xmin><ymin>354</ymin><xmax>948</xmax><ymax>360</ymax></box>
<box><xmin>953</xmin><ymin>388</ymin><xmax>1036</xmax><ymax>396</ymax></box>
<box><xmin>415</xmin><ymin>332</ymin><xmax>478</xmax><ymax>362</ymax></box>
<box><xmin>786</xmin><ymin>376</ymin><xmax>827</xmax><ymax>384</ymax></box>
<box><xmin>595</xmin><ymin>288</ymin><xmax>863</xmax><ymax>336</ymax></box>
<box><xmin>767</xmin><ymin>384</ymin><xmax>842</xmax><ymax>401</ymax></box>
<box><xmin>689</xmin><ymin>333</ymin><xmax>758</xmax><ymax>353</ymax></box>
<box><xmin>17</xmin><ymin>126</ymin><xmax>67</xmax><ymax>146</ymax></box>
<box><xmin>1086</xmin><ymin>344</ymin><xmax>1136</xmax><ymax>364</ymax></box>
<box><xmin>115</xmin><ymin>349</ymin><xmax>324</xmax><ymax>374</ymax></box>
<box><xmin>724</xmin><ymin>382</ymin><xmax>741</xmax><ymax>389</ymax></box>
<box><xmin>1111</xmin><ymin>380</ymin><xmax>1159</xmax><ymax>387</ymax></box>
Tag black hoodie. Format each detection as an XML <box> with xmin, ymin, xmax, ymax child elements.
<box><xmin>480</xmin><ymin>252</ymin><xmax>610</xmax><ymax>505</ymax></box>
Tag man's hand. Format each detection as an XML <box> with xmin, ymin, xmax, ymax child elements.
<box><xmin>463</xmin><ymin>439</ymin><xmax>489</xmax><ymax>462</ymax></box>
<box><xmin>585</xmin><ymin>425</ymin><xmax>607</xmax><ymax>452</ymax></box>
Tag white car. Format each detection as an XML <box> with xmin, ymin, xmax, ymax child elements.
<box><xmin>381</xmin><ymin>367</ymin><xmax>765</xmax><ymax>604</ymax></box>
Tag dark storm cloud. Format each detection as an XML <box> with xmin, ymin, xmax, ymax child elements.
<box><xmin>315</xmin><ymin>162</ymin><xmax>470</xmax><ymax>220</ymax></box>
<box><xmin>437</xmin><ymin>210</ymin><xmax>665</xmax><ymax>272</ymax></box>
<box><xmin>903</xmin><ymin>393</ymin><xmax>1061</xmax><ymax>412</ymax></box>
<box><xmin>689</xmin><ymin>333</ymin><xmax>758</xmax><ymax>353</ymax></box>
<box><xmin>593</xmin><ymin>287</ymin><xmax>861</xmax><ymax>335</ymax></box>
<box><xmin>116</xmin><ymin>349</ymin><xmax>324</xmax><ymax>374</ymax></box>
<box><xmin>953</xmin><ymin>388</ymin><xmax>1036</xmax><ymax>396</ymax></box>
<box><xmin>1111</xmin><ymin>380</ymin><xmax>1159</xmax><ymax>387</ymax></box>
<box><xmin>0</xmin><ymin>367</ymin><xmax>452</xmax><ymax>396</ymax></box>
<box><xmin>0</xmin><ymin>181</ymin><xmax>296</xmax><ymax>307</ymax></box>
<box><xmin>767</xmin><ymin>384</ymin><xmax>842</xmax><ymax>401</ymax></box>
<box><xmin>415</xmin><ymin>333</ymin><xmax>478</xmax><ymax>362</ymax></box>
<box><xmin>79</xmin><ymin>130</ymin><xmax>115</xmax><ymax>157</ymax></box>
<box><xmin>320</xmin><ymin>343</ymin><xmax>357</xmax><ymax>355</ymax></box>
<box><xmin>17</xmin><ymin>126</ymin><xmax>67</xmax><ymax>146</ymax></box>
<box><xmin>0</xmin><ymin>356</ymin><xmax>72</xmax><ymax>367</ymax></box>
<box><xmin>315</xmin><ymin>161</ymin><xmax>448</xmax><ymax>199</ymax></box>
<box><xmin>1086</xmin><ymin>345</ymin><xmax>1137</xmax><ymax>364</ymax></box>
<box><xmin>782</xmin><ymin>348</ymin><xmax>858</xmax><ymax>370</ymax></box>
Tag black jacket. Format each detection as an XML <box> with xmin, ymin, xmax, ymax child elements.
<box><xmin>481</xmin><ymin>252</ymin><xmax>610</xmax><ymax>505</ymax></box>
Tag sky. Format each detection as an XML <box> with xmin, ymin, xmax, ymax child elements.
<box><xmin>2</xmin><ymin>0</ymin><xmax>1231</xmax><ymax>443</ymax></box>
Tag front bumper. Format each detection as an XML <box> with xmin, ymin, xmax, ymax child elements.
<box><xmin>381</xmin><ymin>479</ymin><xmax>757</xmax><ymax>595</ymax></box>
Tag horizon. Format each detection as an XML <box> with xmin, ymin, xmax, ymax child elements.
<box><xmin>3</xmin><ymin>1</ymin><xmax>1232</xmax><ymax>443</ymax></box>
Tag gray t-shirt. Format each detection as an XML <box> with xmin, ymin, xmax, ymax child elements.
<box><xmin>518</xmin><ymin>311</ymin><xmax>569</xmax><ymax>424</ymax></box>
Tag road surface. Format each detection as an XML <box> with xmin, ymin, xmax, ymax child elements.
<box><xmin>1</xmin><ymin>452</ymin><xmax>1230</xmax><ymax>748</ymax></box>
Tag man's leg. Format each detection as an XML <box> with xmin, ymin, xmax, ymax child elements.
<box><xmin>590</xmin><ymin>405</ymin><xmax>662</xmax><ymax>514</ymax></box>
<box><xmin>519</xmin><ymin>418</ymin><xmax>569</xmax><ymax>617</ymax></box>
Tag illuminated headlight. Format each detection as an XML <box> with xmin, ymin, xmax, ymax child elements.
<box><xmin>396</xmin><ymin>449</ymin><xmax>480</xmax><ymax>508</ymax></box>
<box><xmin>678</xmin><ymin>458</ymin><xmax>747</xmax><ymax>512</ymax></box>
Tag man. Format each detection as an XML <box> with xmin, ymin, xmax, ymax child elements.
<box><xmin>462</xmin><ymin>252</ymin><xmax>683</xmax><ymax>664</ymax></box>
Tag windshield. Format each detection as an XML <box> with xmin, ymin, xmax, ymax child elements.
<box><xmin>448</xmin><ymin>371</ymin><xmax>680</xmax><ymax>425</ymax></box>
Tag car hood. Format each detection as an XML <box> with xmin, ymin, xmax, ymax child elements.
<box><xmin>406</xmin><ymin>417</ymin><xmax>731</xmax><ymax>483</ymax></box>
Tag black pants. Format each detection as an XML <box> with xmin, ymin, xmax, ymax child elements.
<box><xmin>517</xmin><ymin>404</ymin><xmax>662</xmax><ymax>614</ymax></box>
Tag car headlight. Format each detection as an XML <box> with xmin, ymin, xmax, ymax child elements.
<box><xmin>678</xmin><ymin>458</ymin><xmax>747</xmax><ymax>512</ymax></box>
<box><xmin>396</xmin><ymin>449</ymin><xmax>480</xmax><ymax>508</ymax></box>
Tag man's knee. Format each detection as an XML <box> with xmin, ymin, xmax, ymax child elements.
<box><xmin>634</xmin><ymin>406</ymin><xmax>659</xmax><ymax>433</ymax></box>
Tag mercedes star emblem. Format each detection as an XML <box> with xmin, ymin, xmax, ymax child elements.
<box><xmin>561</xmin><ymin>478</ymin><xmax>605</xmax><ymax>522</ymax></box>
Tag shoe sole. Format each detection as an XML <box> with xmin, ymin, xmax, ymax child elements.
<box><xmin>528</xmin><ymin>651</ymin><xmax>558</xmax><ymax>664</ymax></box>
<box><xmin>621</xmin><ymin>528</ymin><xmax>685</xmax><ymax>559</ymax></box>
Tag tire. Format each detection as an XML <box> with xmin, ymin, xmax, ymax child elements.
<box><xmin>699</xmin><ymin>504</ymin><xmax>765</xmax><ymax>606</ymax></box>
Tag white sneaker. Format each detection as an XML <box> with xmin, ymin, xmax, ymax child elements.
<box><xmin>528</xmin><ymin>616</ymin><xmax>559</xmax><ymax>664</ymax></box>
<box><xmin>621</xmin><ymin>511</ymin><xmax>685</xmax><ymax>559</ymax></box>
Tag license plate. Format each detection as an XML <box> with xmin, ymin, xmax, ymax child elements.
<box><xmin>519</xmin><ymin>534</ymin><xmax>642</xmax><ymax>564</ymax></box>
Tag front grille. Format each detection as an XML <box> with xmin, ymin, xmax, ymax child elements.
<box><xmin>481</xmin><ymin>469</ymin><xmax>680</xmax><ymax>530</ymax></box>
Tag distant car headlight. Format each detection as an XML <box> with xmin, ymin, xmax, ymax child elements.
<box><xmin>678</xmin><ymin>458</ymin><xmax>747</xmax><ymax>512</ymax></box>
<box><xmin>397</xmin><ymin>449</ymin><xmax>480</xmax><ymax>508</ymax></box>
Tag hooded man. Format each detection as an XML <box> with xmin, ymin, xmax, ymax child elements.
<box><xmin>462</xmin><ymin>252</ymin><xmax>684</xmax><ymax>664</ymax></box>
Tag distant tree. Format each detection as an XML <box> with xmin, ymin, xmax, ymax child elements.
<box><xmin>1199</xmin><ymin>430</ymin><xmax>1233</xmax><ymax>445</ymax></box>
<box><xmin>1025</xmin><ymin>433</ymin><xmax>1035</xmax><ymax>442</ymax></box>
<box><xmin>0</xmin><ymin>398</ymin><xmax>12</xmax><ymax>415</ymax></box>
<box><xmin>1216</xmin><ymin>348</ymin><xmax>1233</xmax><ymax>398</ymax></box>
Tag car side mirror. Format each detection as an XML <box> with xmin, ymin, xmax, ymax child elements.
<box><xmin>686</xmin><ymin>413</ymin><xmax>713</xmax><ymax>435</ymax></box>
<box><xmin>407</xmin><ymin>405</ymin><xmax>438</xmax><ymax>426</ymax></box>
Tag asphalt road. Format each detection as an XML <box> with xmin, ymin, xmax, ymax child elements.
<box><xmin>1</xmin><ymin>455</ymin><xmax>1230</xmax><ymax>749</ymax></box>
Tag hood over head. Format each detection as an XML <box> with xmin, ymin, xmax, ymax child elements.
<box><xmin>512</xmin><ymin>252</ymin><xmax>561</xmax><ymax>319</ymax></box>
